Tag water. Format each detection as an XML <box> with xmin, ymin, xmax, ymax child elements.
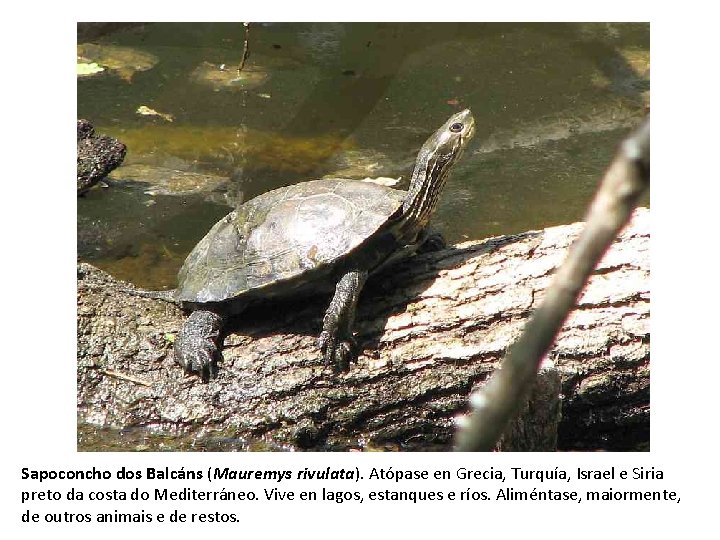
<box><xmin>77</xmin><ymin>22</ymin><xmax>649</xmax><ymax>289</ymax></box>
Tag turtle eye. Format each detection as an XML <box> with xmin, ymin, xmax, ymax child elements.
<box><xmin>450</xmin><ymin>122</ymin><xmax>463</xmax><ymax>133</ymax></box>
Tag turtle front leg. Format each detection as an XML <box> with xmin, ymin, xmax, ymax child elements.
<box><xmin>174</xmin><ymin>310</ymin><xmax>225</xmax><ymax>382</ymax></box>
<box><xmin>318</xmin><ymin>269</ymin><xmax>368</xmax><ymax>370</ymax></box>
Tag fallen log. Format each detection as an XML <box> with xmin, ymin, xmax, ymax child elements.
<box><xmin>77</xmin><ymin>208</ymin><xmax>649</xmax><ymax>451</ymax></box>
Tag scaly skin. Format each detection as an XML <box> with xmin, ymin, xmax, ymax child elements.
<box><xmin>318</xmin><ymin>269</ymin><xmax>368</xmax><ymax>370</ymax></box>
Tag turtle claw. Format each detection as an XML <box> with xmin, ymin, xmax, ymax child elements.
<box><xmin>175</xmin><ymin>331</ymin><xmax>219</xmax><ymax>382</ymax></box>
<box><xmin>318</xmin><ymin>330</ymin><xmax>356</xmax><ymax>371</ymax></box>
<box><xmin>185</xmin><ymin>340</ymin><xmax>218</xmax><ymax>382</ymax></box>
<box><xmin>174</xmin><ymin>310</ymin><xmax>224</xmax><ymax>382</ymax></box>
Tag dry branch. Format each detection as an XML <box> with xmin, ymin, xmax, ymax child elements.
<box><xmin>456</xmin><ymin>118</ymin><xmax>650</xmax><ymax>451</ymax></box>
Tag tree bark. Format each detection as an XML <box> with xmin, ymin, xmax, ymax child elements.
<box><xmin>77</xmin><ymin>208</ymin><xmax>649</xmax><ymax>451</ymax></box>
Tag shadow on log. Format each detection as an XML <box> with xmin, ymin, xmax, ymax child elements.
<box><xmin>77</xmin><ymin>208</ymin><xmax>649</xmax><ymax>451</ymax></box>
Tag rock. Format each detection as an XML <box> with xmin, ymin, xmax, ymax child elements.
<box><xmin>77</xmin><ymin>119</ymin><xmax>127</xmax><ymax>195</ymax></box>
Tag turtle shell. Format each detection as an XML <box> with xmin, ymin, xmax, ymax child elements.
<box><xmin>175</xmin><ymin>178</ymin><xmax>406</xmax><ymax>303</ymax></box>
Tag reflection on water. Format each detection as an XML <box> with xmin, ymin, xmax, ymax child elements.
<box><xmin>78</xmin><ymin>22</ymin><xmax>649</xmax><ymax>290</ymax></box>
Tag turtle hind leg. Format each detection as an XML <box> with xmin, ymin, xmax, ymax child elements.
<box><xmin>416</xmin><ymin>227</ymin><xmax>446</xmax><ymax>253</ymax></box>
<box><xmin>318</xmin><ymin>269</ymin><xmax>368</xmax><ymax>371</ymax></box>
<box><xmin>174</xmin><ymin>310</ymin><xmax>225</xmax><ymax>382</ymax></box>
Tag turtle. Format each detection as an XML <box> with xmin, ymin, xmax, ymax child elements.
<box><xmin>148</xmin><ymin>109</ymin><xmax>475</xmax><ymax>381</ymax></box>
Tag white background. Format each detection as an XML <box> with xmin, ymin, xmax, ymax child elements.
<box><xmin>2</xmin><ymin>2</ymin><xmax>717</xmax><ymax>538</ymax></box>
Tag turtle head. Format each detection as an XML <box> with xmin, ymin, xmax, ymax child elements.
<box><xmin>419</xmin><ymin>109</ymin><xmax>475</xmax><ymax>165</ymax></box>
<box><xmin>402</xmin><ymin>109</ymin><xmax>475</xmax><ymax>232</ymax></box>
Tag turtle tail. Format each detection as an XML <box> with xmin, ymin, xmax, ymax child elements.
<box><xmin>121</xmin><ymin>286</ymin><xmax>180</xmax><ymax>305</ymax></box>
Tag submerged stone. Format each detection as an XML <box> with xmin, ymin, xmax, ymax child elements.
<box><xmin>77</xmin><ymin>43</ymin><xmax>158</xmax><ymax>82</ymax></box>
<box><xmin>190</xmin><ymin>61</ymin><xmax>269</xmax><ymax>91</ymax></box>
<box><xmin>109</xmin><ymin>164</ymin><xmax>229</xmax><ymax>197</ymax></box>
